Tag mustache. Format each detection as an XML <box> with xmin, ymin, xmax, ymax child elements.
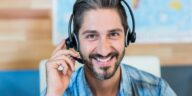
<box><xmin>89</xmin><ymin>51</ymin><xmax>118</xmax><ymax>59</ymax></box>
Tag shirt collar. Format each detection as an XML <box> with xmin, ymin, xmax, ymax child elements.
<box><xmin>76</xmin><ymin>67</ymin><xmax>93</xmax><ymax>96</ymax></box>
<box><xmin>119</xmin><ymin>64</ymin><xmax>133</xmax><ymax>96</ymax></box>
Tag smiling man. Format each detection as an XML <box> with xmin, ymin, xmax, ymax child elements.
<box><xmin>42</xmin><ymin>0</ymin><xmax>176</xmax><ymax>96</ymax></box>
<box><xmin>79</xmin><ymin>9</ymin><xmax>125</xmax><ymax>81</ymax></box>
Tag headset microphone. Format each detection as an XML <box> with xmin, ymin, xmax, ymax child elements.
<box><xmin>72</xmin><ymin>57</ymin><xmax>84</xmax><ymax>64</ymax></box>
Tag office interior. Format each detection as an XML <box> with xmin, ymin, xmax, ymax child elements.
<box><xmin>0</xmin><ymin>0</ymin><xmax>191</xmax><ymax>96</ymax></box>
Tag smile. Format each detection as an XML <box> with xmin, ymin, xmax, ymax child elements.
<box><xmin>92</xmin><ymin>55</ymin><xmax>116</xmax><ymax>67</ymax></box>
<box><xmin>96</xmin><ymin>56</ymin><xmax>114</xmax><ymax>63</ymax></box>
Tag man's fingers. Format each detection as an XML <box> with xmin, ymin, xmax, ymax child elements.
<box><xmin>52</xmin><ymin>39</ymin><xmax>66</xmax><ymax>55</ymax></box>
<box><xmin>47</xmin><ymin>60</ymin><xmax>69</xmax><ymax>75</ymax></box>
<box><xmin>59</xmin><ymin>62</ymin><xmax>68</xmax><ymax>75</ymax></box>
<box><xmin>71</xmin><ymin>49</ymin><xmax>80</xmax><ymax>58</ymax></box>
<box><xmin>46</xmin><ymin>59</ymin><xmax>75</xmax><ymax>74</ymax></box>
<box><xmin>54</xmin><ymin>56</ymin><xmax>75</xmax><ymax>71</ymax></box>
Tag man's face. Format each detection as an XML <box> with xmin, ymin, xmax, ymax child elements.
<box><xmin>78</xmin><ymin>9</ymin><xmax>125</xmax><ymax>80</ymax></box>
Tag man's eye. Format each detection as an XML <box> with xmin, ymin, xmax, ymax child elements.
<box><xmin>109</xmin><ymin>32</ymin><xmax>120</xmax><ymax>38</ymax></box>
<box><xmin>85</xmin><ymin>34</ymin><xmax>97</xmax><ymax>40</ymax></box>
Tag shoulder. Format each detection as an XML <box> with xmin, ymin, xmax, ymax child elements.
<box><xmin>122</xmin><ymin>64</ymin><xmax>176</xmax><ymax>95</ymax></box>
<box><xmin>122</xmin><ymin>64</ymin><xmax>161</xmax><ymax>83</ymax></box>
<box><xmin>122</xmin><ymin>64</ymin><xmax>161</xmax><ymax>85</ymax></box>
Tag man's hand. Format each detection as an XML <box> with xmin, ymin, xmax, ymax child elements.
<box><xmin>46</xmin><ymin>39</ymin><xmax>79</xmax><ymax>96</ymax></box>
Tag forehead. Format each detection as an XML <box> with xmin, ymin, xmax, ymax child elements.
<box><xmin>79</xmin><ymin>9</ymin><xmax>123</xmax><ymax>33</ymax></box>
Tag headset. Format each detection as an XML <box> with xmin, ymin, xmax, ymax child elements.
<box><xmin>65</xmin><ymin>0</ymin><xmax>136</xmax><ymax>58</ymax></box>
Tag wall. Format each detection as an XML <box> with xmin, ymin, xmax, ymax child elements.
<box><xmin>0</xmin><ymin>0</ymin><xmax>54</xmax><ymax>70</ymax></box>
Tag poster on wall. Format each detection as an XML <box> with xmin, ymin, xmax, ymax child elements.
<box><xmin>52</xmin><ymin>0</ymin><xmax>192</xmax><ymax>45</ymax></box>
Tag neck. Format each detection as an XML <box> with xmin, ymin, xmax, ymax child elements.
<box><xmin>84</xmin><ymin>66</ymin><xmax>121</xmax><ymax>96</ymax></box>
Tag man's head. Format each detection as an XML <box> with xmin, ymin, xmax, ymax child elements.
<box><xmin>73</xmin><ymin>0</ymin><xmax>127</xmax><ymax>80</ymax></box>
<box><xmin>73</xmin><ymin>0</ymin><xmax>128</xmax><ymax>35</ymax></box>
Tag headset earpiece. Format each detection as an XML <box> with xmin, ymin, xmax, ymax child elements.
<box><xmin>125</xmin><ymin>28</ymin><xmax>130</xmax><ymax>47</ymax></box>
<box><xmin>125</xmin><ymin>26</ymin><xmax>136</xmax><ymax>47</ymax></box>
<box><xmin>66</xmin><ymin>13</ymin><xmax>80</xmax><ymax>52</ymax></box>
<box><xmin>121</xmin><ymin>0</ymin><xmax>136</xmax><ymax>47</ymax></box>
<box><xmin>129</xmin><ymin>30</ymin><xmax>136</xmax><ymax>43</ymax></box>
<box><xmin>65</xmin><ymin>34</ymin><xmax>79</xmax><ymax>52</ymax></box>
<box><xmin>65</xmin><ymin>37</ymin><xmax>72</xmax><ymax>49</ymax></box>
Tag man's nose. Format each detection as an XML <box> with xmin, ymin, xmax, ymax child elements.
<box><xmin>97</xmin><ymin>37</ymin><xmax>112</xmax><ymax>56</ymax></box>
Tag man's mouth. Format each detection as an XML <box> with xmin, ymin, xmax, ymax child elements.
<box><xmin>89</xmin><ymin>52</ymin><xmax>118</xmax><ymax>67</ymax></box>
<box><xmin>95</xmin><ymin>55</ymin><xmax>114</xmax><ymax>63</ymax></box>
<box><xmin>92</xmin><ymin>55</ymin><xmax>116</xmax><ymax>67</ymax></box>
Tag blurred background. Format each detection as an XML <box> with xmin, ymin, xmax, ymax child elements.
<box><xmin>0</xmin><ymin>0</ymin><xmax>191</xmax><ymax>96</ymax></box>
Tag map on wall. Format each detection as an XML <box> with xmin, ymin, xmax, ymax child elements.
<box><xmin>52</xmin><ymin>0</ymin><xmax>192</xmax><ymax>45</ymax></box>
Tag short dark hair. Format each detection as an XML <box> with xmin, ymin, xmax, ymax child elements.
<box><xmin>72</xmin><ymin>0</ymin><xmax>128</xmax><ymax>35</ymax></box>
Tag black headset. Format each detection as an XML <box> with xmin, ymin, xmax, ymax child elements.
<box><xmin>66</xmin><ymin>0</ymin><xmax>136</xmax><ymax>52</ymax></box>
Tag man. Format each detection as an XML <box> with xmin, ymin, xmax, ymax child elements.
<box><xmin>42</xmin><ymin>0</ymin><xmax>176</xmax><ymax>96</ymax></box>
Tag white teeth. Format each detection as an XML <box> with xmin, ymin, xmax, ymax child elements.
<box><xmin>96</xmin><ymin>57</ymin><xmax>111</xmax><ymax>62</ymax></box>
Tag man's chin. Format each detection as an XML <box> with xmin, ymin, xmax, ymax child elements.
<box><xmin>96</xmin><ymin>72</ymin><xmax>115</xmax><ymax>80</ymax></box>
<box><xmin>93</xmin><ymin>66</ymin><xmax>117</xmax><ymax>80</ymax></box>
<box><xmin>84</xmin><ymin>56</ymin><xmax>122</xmax><ymax>80</ymax></box>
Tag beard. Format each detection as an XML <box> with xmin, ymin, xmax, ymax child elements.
<box><xmin>80</xmin><ymin>49</ymin><xmax>125</xmax><ymax>80</ymax></box>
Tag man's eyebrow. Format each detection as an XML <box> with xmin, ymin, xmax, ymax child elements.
<box><xmin>108</xmin><ymin>28</ymin><xmax>123</xmax><ymax>33</ymax></box>
<box><xmin>81</xmin><ymin>30</ymin><xmax>97</xmax><ymax>35</ymax></box>
<box><xmin>81</xmin><ymin>28</ymin><xmax>123</xmax><ymax>35</ymax></box>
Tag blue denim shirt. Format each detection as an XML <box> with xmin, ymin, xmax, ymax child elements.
<box><xmin>41</xmin><ymin>64</ymin><xmax>176</xmax><ymax>96</ymax></box>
